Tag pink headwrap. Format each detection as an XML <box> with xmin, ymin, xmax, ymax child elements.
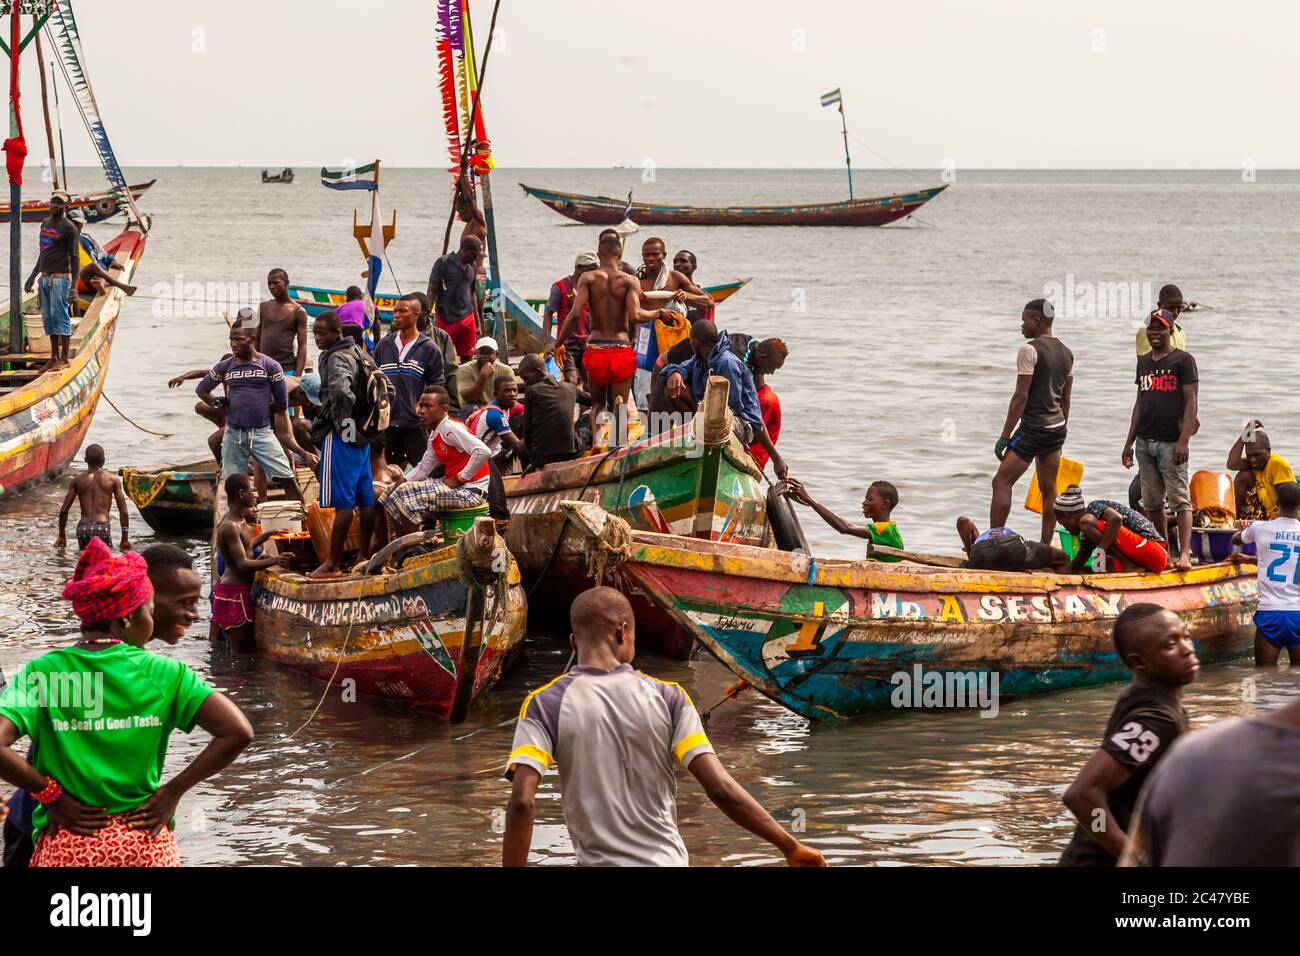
<box><xmin>62</xmin><ymin>538</ymin><xmax>153</xmax><ymax>624</ymax></box>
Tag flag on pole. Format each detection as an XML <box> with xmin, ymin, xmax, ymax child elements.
<box><xmin>819</xmin><ymin>88</ymin><xmax>842</xmax><ymax>109</ymax></box>
<box><xmin>320</xmin><ymin>162</ymin><xmax>379</xmax><ymax>191</ymax></box>
<box><xmin>363</xmin><ymin>188</ymin><xmax>384</xmax><ymax>346</ymax></box>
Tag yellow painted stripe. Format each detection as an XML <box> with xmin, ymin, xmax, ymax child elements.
<box><xmin>508</xmin><ymin>744</ymin><xmax>554</xmax><ymax>769</ymax></box>
<box><xmin>674</xmin><ymin>732</ymin><xmax>710</xmax><ymax>763</ymax></box>
<box><xmin>517</xmin><ymin>671</ymin><xmax>569</xmax><ymax>720</ymax></box>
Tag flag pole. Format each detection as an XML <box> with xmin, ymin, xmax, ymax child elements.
<box><xmin>839</xmin><ymin>99</ymin><xmax>854</xmax><ymax>201</ymax></box>
<box><xmin>7</xmin><ymin>9</ymin><xmax>23</xmax><ymax>354</ymax></box>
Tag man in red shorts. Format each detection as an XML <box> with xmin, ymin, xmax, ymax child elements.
<box><xmin>553</xmin><ymin>232</ymin><xmax>664</xmax><ymax>447</ymax></box>
<box><xmin>427</xmin><ymin>235</ymin><xmax>483</xmax><ymax>361</ymax></box>
<box><xmin>1055</xmin><ymin>485</ymin><xmax>1169</xmax><ymax>574</ymax></box>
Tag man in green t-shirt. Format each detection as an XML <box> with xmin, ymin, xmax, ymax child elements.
<box><xmin>783</xmin><ymin>478</ymin><xmax>905</xmax><ymax>561</ymax></box>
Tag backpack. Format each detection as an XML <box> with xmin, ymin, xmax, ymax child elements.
<box><xmin>346</xmin><ymin>343</ymin><xmax>394</xmax><ymax>441</ymax></box>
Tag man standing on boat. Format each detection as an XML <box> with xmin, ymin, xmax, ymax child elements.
<box><xmin>1123</xmin><ymin>309</ymin><xmax>1198</xmax><ymax>570</ymax></box>
<box><xmin>254</xmin><ymin>269</ymin><xmax>309</xmax><ymax>379</ymax></box>
<box><xmin>545</xmin><ymin>251</ymin><xmax>598</xmax><ymax>387</ymax></box>
<box><xmin>24</xmin><ymin>191</ymin><xmax>80</xmax><ymax>374</ymax></box>
<box><xmin>990</xmin><ymin>299</ymin><xmax>1073</xmax><ymax>545</ymax></box>
<box><xmin>672</xmin><ymin>250</ymin><xmax>715</xmax><ymax>325</ymax></box>
<box><xmin>428</xmin><ymin>235</ymin><xmax>484</xmax><ymax>362</ymax></box>
<box><xmin>554</xmin><ymin>233</ymin><xmax>665</xmax><ymax>447</ymax></box>
<box><xmin>196</xmin><ymin>321</ymin><xmax>317</xmax><ymax>501</ymax></box>
<box><xmin>374</xmin><ymin>294</ymin><xmax>446</xmax><ymax>471</ymax></box>
<box><xmin>635</xmin><ymin>238</ymin><xmax>711</xmax><ymax>409</ymax></box>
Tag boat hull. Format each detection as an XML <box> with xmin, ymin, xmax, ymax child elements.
<box><xmin>254</xmin><ymin>547</ymin><xmax>528</xmax><ymax>716</ymax></box>
<box><xmin>0</xmin><ymin>181</ymin><xmax>156</xmax><ymax>224</ymax></box>
<box><xmin>612</xmin><ymin>535</ymin><xmax>1258</xmax><ymax>720</ymax></box>
<box><xmin>0</xmin><ymin>224</ymin><xmax>148</xmax><ymax>501</ymax></box>
<box><xmin>120</xmin><ymin>460</ymin><xmax>218</xmax><ymax>535</ymax></box>
<box><xmin>520</xmin><ymin>184</ymin><xmax>947</xmax><ymax>227</ymax></box>
<box><xmin>504</xmin><ymin>417</ymin><xmax>770</xmax><ymax>658</ymax></box>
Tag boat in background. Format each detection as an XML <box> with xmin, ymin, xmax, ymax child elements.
<box><xmin>0</xmin><ymin>180</ymin><xmax>156</xmax><ymax>224</ymax></box>
<box><xmin>561</xmin><ymin>503</ymin><xmax>1258</xmax><ymax>721</ymax></box>
<box><xmin>120</xmin><ymin>459</ymin><xmax>218</xmax><ymax>535</ymax></box>
<box><xmin>262</xmin><ymin>167</ymin><xmax>295</xmax><ymax>184</ymax></box>
<box><xmin>520</xmin><ymin>183</ymin><xmax>947</xmax><ymax>227</ymax></box>
<box><xmin>502</xmin><ymin>376</ymin><xmax>773</xmax><ymax>658</ymax></box>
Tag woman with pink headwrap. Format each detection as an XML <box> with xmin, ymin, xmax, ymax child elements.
<box><xmin>0</xmin><ymin>539</ymin><xmax>253</xmax><ymax>866</ymax></box>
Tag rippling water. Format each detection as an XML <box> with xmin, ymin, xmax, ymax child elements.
<box><xmin>2</xmin><ymin>167</ymin><xmax>1298</xmax><ymax>865</ymax></box>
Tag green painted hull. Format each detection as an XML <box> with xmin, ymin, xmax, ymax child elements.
<box><xmin>120</xmin><ymin>461</ymin><xmax>218</xmax><ymax>536</ymax></box>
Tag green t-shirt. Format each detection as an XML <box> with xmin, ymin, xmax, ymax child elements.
<box><xmin>0</xmin><ymin>644</ymin><xmax>213</xmax><ymax>838</ymax></box>
<box><xmin>866</xmin><ymin>521</ymin><xmax>904</xmax><ymax>562</ymax></box>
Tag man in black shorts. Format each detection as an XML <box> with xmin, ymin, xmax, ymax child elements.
<box><xmin>1059</xmin><ymin>603</ymin><xmax>1197</xmax><ymax>866</ymax></box>
<box><xmin>956</xmin><ymin>517</ymin><xmax>1070</xmax><ymax>572</ymax></box>
<box><xmin>990</xmin><ymin>298</ymin><xmax>1074</xmax><ymax>544</ymax></box>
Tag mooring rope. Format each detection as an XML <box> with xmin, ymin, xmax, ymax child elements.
<box><xmin>100</xmin><ymin>391</ymin><xmax>174</xmax><ymax>437</ymax></box>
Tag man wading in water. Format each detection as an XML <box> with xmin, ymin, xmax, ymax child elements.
<box><xmin>990</xmin><ymin>298</ymin><xmax>1073</xmax><ymax>545</ymax></box>
<box><xmin>55</xmin><ymin>444</ymin><xmax>131</xmax><ymax>552</ymax></box>
<box><xmin>554</xmin><ymin>232</ymin><xmax>665</xmax><ymax>447</ymax></box>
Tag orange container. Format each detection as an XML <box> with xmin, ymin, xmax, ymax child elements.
<box><xmin>1191</xmin><ymin>470</ymin><xmax>1236</xmax><ymax>520</ymax></box>
<box><xmin>306</xmin><ymin>502</ymin><xmax>361</xmax><ymax>562</ymax></box>
<box><xmin>1024</xmin><ymin>456</ymin><xmax>1085</xmax><ymax>515</ymax></box>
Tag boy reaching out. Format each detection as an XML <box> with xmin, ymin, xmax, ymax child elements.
<box><xmin>502</xmin><ymin>587</ymin><xmax>825</xmax><ymax>868</ymax></box>
<box><xmin>784</xmin><ymin>477</ymin><xmax>904</xmax><ymax>562</ymax></box>
<box><xmin>55</xmin><ymin>444</ymin><xmax>130</xmax><ymax>552</ymax></box>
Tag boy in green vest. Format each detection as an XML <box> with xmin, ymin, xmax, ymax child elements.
<box><xmin>783</xmin><ymin>478</ymin><xmax>904</xmax><ymax>561</ymax></box>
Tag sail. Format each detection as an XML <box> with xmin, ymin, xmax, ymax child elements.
<box><xmin>47</xmin><ymin>0</ymin><xmax>128</xmax><ymax>196</ymax></box>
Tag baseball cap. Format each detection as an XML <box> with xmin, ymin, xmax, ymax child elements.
<box><xmin>1147</xmin><ymin>308</ymin><xmax>1174</xmax><ymax>329</ymax></box>
<box><xmin>575</xmin><ymin>250</ymin><xmax>599</xmax><ymax>268</ymax></box>
<box><xmin>297</xmin><ymin>372</ymin><xmax>322</xmax><ymax>406</ymax></box>
<box><xmin>475</xmin><ymin>336</ymin><xmax>499</xmax><ymax>353</ymax></box>
<box><xmin>51</xmin><ymin>189</ymin><xmax>71</xmax><ymax>203</ymax></box>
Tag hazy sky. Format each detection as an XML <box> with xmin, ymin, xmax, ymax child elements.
<box><xmin>21</xmin><ymin>0</ymin><xmax>1299</xmax><ymax>170</ymax></box>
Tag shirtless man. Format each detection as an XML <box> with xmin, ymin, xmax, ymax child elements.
<box><xmin>554</xmin><ymin>233</ymin><xmax>665</xmax><ymax>445</ymax></box>
<box><xmin>213</xmin><ymin>473</ymin><xmax>290</xmax><ymax>654</ymax></box>
<box><xmin>599</xmin><ymin>228</ymin><xmax>638</xmax><ymax>276</ymax></box>
<box><xmin>254</xmin><ymin>269</ymin><xmax>309</xmax><ymax>378</ymax></box>
<box><xmin>55</xmin><ymin>444</ymin><xmax>130</xmax><ymax>552</ymax></box>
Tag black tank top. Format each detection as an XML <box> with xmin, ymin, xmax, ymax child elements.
<box><xmin>1023</xmin><ymin>337</ymin><xmax>1073</xmax><ymax>429</ymax></box>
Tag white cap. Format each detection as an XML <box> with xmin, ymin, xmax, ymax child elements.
<box><xmin>475</xmin><ymin>336</ymin><xmax>499</xmax><ymax>353</ymax></box>
<box><xmin>575</xmin><ymin>250</ymin><xmax>599</xmax><ymax>268</ymax></box>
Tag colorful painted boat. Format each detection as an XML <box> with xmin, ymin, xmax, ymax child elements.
<box><xmin>0</xmin><ymin>180</ymin><xmax>157</xmax><ymax>224</ymax></box>
<box><xmin>502</xmin><ymin>376</ymin><xmax>772</xmax><ymax>658</ymax></box>
<box><xmin>0</xmin><ymin>222</ymin><xmax>149</xmax><ymax>500</ymax></box>
<box><xmin>563</xmin><ymin>506</ymin><xmax>1259</xmax><ymax>721</ymax></box>
<box><xmin>520</xmin><ymin>183</ymin><xmax>948</xmax><ymax>227</ymax></box>
<box><xmin>252</xmin><ymin>529</ymin><xmax>528</xmax><ymax>718</ymax></box>
<box><xmin>288</xmin><ymin>277</ymin><xmax>751</xmax><ymax>327</ymax></box>
<box><xmin>119</xmin><ymin>459</ymin><xmax>218</xmax><ymax>535</ymax></box>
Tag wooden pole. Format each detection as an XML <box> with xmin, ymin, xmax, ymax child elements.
<box><xmin>33</xmin><ymin>24</ymin><xmax>55</xmax><ymax>191</ymax></box>
<box><xmin>839</xmin><ymin>101</ymin><xmax>854</xmax><ymax>201</ymax></box>
<box><xmin>8</xmin><ymin>12</ymin><xmax>23</xmax><ymax>354</ymax></box>
<box><xmin>49</xmin><ymin>58</ymin><xmax>65</xmax><ymax>188</ymax></box>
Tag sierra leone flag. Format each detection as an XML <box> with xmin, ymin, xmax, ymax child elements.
<box><xmin>820</xmin><ymin>88</ymin><xmax>842</xmax><ymax>108</ymax></box>
<box><xmin>320</xmin><ymin>162</ymin><xmax>378</xmax><ymax>191</ymax></box>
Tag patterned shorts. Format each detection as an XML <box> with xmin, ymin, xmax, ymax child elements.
<box><xmin>76</xmin><ymin>520</ymin><xmax>113</xmax><ymax>551</ymax></box>
<box><xmin>380</xmin><ymin>479</ymin><xmax>485</xmax><ymax>526</ymax></box>
<box><xmin>31</xmin><ymin>816</ymin><xmax>180</xmax><ymax>867</ymax></box>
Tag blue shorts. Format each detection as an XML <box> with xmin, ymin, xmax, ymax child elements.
<box><xmin>223</xmin><ymin>426</ymin><xmax>293</xmax><ymax>480</ymax></box>
<box><xmin>1254</xmin><ymin>610</ymin><xmax>1300</xmax><ymax>650</ymax></box>
<box><xmin>39</xmin><ymin>275</ymin><xmax>72</xmax><ymax>337</ymax></box>
<box><xmin>319</xmin><ymin>431</ymin><xmax>375</xmax><ymax>510</ymax></box>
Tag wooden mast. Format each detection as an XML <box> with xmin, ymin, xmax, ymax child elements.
<box><xmin>33</xmin><ymin>24</ymin><xmax>55</xmax><ymax>191</ymax></box>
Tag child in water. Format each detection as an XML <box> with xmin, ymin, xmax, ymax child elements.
<box><xmin>783</xmin><ymin>478</ymin><xmax>904</xmax><ymax>561</ymax></box>
<box><xmin>55</xmin><ymin>444</ymin><xmax>130</xmax><ymax>552</ymax></box>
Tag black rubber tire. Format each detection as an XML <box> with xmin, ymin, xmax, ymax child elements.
<box><xmin>767</xmin><ymin>482</ymin><xmax>810</xmax><ymax>553</ymax></box>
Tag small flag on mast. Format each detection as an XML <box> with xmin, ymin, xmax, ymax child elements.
<box><xmin>320</xmin><ymin>162</ymin><xmax>379</xmax><ymax>191</ymax></box>
<box><xmin>820</xmin><ymin>88</ymin><xmax>842</xmax><ymax>109</ymax></box>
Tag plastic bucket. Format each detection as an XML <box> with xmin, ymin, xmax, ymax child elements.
<box><xmin>1191</xmin><ymin>470</ymin><xmax>1236</xmax><ymax>520</ymax></box>
<box><xmin>1025</xmin><ymin>456</ymin><xmax>1084</xmax><ymax>514</ymax></box>
<box><xmin>1189</xmin><ymin>527</ymin><xmax>1255</xmax><ymax>563</ymax></box>
<box><xmin>440</xmin><ymin>503</ymin><xmax>490</xmax><ymax>541</ymax></box>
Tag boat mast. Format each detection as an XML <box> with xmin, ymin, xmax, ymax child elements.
<box><xmin>838</xmin><ymin>97</ymin><xmax>854</xmax><ymax>200</ymax></box>
<box><xmin>47</xmin><ymin>36</ymin><xmax>64</xmax><ymax>189</ymax></box>
<box><xmin>33</xmin><ymin>24</ymin><xmax>55</xmax><ymax>191</ymax></box>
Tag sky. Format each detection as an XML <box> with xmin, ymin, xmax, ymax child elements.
<box><xmin>16</xmin><ymin>0</ymin><xmax>1299</xmax><ymax>170</ymax></box>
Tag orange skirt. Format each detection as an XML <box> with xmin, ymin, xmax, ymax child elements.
<box><xmin>31</xmin><ymin>816</ymin><xmax>180</xmax><ymax>868</ymax></box>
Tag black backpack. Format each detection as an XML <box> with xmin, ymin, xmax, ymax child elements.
<box><xmin>347</xmin><ymin>343</ymin><xmax>394</xmax><ymax>441</ymax></box>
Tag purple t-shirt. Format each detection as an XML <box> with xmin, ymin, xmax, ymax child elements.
<box><xmin>336</xmin><ymin>300</ymin><xmax>367</xmax><ymax>328</ymax></box>
<box><xmin>197</xmin><ymin>354</ymin><xmax>288</xmax><ymax>430</ymax></box>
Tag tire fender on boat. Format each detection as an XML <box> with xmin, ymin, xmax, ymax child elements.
<box><xmin>767</xmin><ymin>482</ymin><xmax>810</xmax><ymax>553</ymax></box>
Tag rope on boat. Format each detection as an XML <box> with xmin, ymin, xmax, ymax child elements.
<box><xmin>100</xmin><ymin>391</ymin><xmax>175</xmax><ymax>438</ymax></box>
<box><xmin>582</xmin><ymin>511</ymin><xmax>633</xmax><ymax>586</ymax></box>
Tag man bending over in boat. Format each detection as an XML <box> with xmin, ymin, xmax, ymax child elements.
<box><xmin>1059</xmin><ymin>603</ymin><xmax>1196</xmax><ymax>867</ymax></box>
<box><xmin>376</xmin><ymin>386</ymin><xmax>491</xmax><ymax>546</ymax></box>
<box><xmin>1054</xmin><ymin>485</ymin><xmax>1168</xmax><ymax>574</ymax></box>
<box><xmin>55</xmin><ymin>444</ymin><xmax>130</xmax><ymax>553</ymax></box>
<box><xmin>503</xmin><ymin>586</ymin><xmax>826</xmax><ymax>868</ymax></box>
<box><xmin>214</xmin><ymin>473</ymin><xmax>290</xmax><ymax>654</ymax></box>
<box><xmin>660</xmin><ymin>320</ymin><xmax>787</xmax><ymax>479</ymax></box>
<box><xmin>553</xmin><ymin>232</ymin><xmax>665</xmax><ymax>446</ymax></box>
<box><xmin>77</xmin><ymin>230</ymin><xmax>137</xmax><ymax>299</ymax></box>
<box><xmin>990</xmin><ymin>299</ymin><xmax>1073</xmax><ymax>545</ymax></box>
<box><xmin>956</xmin><ymin>520</ymin><xmax>1071</xmax><ymax>573</ymax></box>
<box><xmin>785</xmin><ymin>478</ymin><xmax>905</xmax><ymax>562</ymax></box>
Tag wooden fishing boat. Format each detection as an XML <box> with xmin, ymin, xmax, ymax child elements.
<box><xmin>502</xmin><ymin>377</ymin><xmax>772</xmax><ymax>658</ymax></box>
<box><xmin>0</xmin><ymin>222</ymin><xmax>149</xmax><ymax>500</ymax></box>
<box><xmin>561</xmin><ymin>503</ymin><xmax>1258</xmax><ymax>721</ymax></box>
<box><xmin>288</xmin><ymin>277</ymin><xmax>751</xmax><ymax>328</ymax></box>
<box><xmin>519</xmin><ymin>183</ymin><xmax>948</xmax><ymax>227</ymax></box>
<box><xmin>0</xmin><ymin>180</ymin><xmax>156</xmax><ymax>224</ymax></box>
<box><xmin>261</xmin><ymin>168</ymin><xmax>294</xmax><ymax>184</ymax></box>
<box><xmin>119</xmin><ymin>459</ymin><xmax>218</xmax><ymax>535</ymax></box>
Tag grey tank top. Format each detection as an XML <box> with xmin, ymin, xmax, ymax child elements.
<box><xmin>1023</xmin><ymin>337</ymin><xmax>1073</xmax><ymax>429</ymax></box>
